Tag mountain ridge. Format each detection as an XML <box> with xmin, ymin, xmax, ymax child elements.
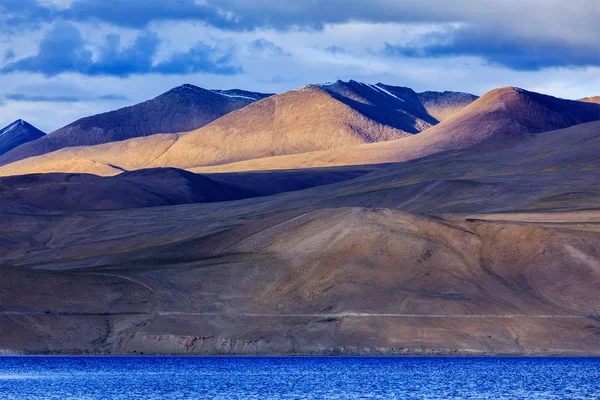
<box><xmin>0</xmin><ymin>81</ymin><xmax>480</xmax><ymax>176</ymax></box>
<box><xmin>0</xmin><ymin>84</ymin><xmax>273</xmax><ymax>166</ymax></box>
<box><xmin>190</xmin><ymin>86</ymin><xmax>600</xmax><ymax>173</ymax></box>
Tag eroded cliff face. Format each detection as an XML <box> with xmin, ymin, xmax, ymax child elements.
<box><xmin>2</xmin><ymin>208</ymin><xmax>599</xmax><ymax>355</ymax></box>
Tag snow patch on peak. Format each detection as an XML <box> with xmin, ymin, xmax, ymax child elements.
<box><xmin>372</xmin><ymin>83</ymin><xmax>406</xmax><ymax>102</ymax></box>
<box><xmin>292</xmin><ymin>84</ymin><xmax>321</xmax><ymax>92</ymax></box>
<box><xmin>0</xmin><ymin>120</ymin><xmax>24</xmax><ymax>139</ymax></box>
<box><xmin>212</xmin><ymin>90</ymin><xmax>260</xmax><ymax>101</ymax></box>
<box><xmin>169</xmin><ymin>84</ymin><xmax>210</xmax><ymax>96</ymax></box>
<box><xmin>317</xmin><ymin>82</ymin><xmax>336</xmax><ymax>87</ymax></box>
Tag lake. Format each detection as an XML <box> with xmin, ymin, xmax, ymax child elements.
<box><xmin>0</xmin><ymin>356</ymin><xmax>598</xmax><ymax>399</ymax></box>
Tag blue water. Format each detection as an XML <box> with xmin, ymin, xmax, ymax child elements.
<box><xmin>0</xmin><ymin>357</ymin><xmax>598</xmax><ymax>399</ymax></box>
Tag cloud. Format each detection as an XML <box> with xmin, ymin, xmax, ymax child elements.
<box><xmin>325</xmin><ymin>46</ymin><xmax>351</xmax><ymax>55</ymax></box>
<box><xmin>4</xmin><ymin>93</ymin><xmax>129</xmax><ymax>102</ymax></box>
<box><xmin>383</xmin><ymin>25</ymin><xmax>600</xmax><ymax>70</ymax></box>
<box><xmin>88</xmin><ymin>31</ymin><xmax>160</xmax><ymax>76</ymax></box>
<box><xmin>98</xmin><ymin>94</ymin><xmax>129</xmax><ymax>100</ymax></box>
<box><xmin>258</xmin><ymin>74</ymin><xmax>294</xmax><ymax>84</ymax></box>
<box><xmin>1</xmin><ymin>22</ymin><xmax>93</xmax><ymax>77</ymax></box>
<box><xmin>1</xmin><ymin>22</ymin><xmax>242</xmax><ymax>77</ymax></box>
<box><xmin>5</xmin><ymin>1</ymin><xmax>598</xmax><ymax>37</ymax></box>
<box><xmin>0</xmin><ymin>0</ymin><xmax>56</xmax><ymax>32</ymax></box>
<box><xmin>250</xmin><ymin>39</ymin><xmax>288</xmax><ymax>56</ymax></box>
<box><xmin>64</xmin><ymin>0</ymin><xmax>236</xmax><ymax>29</ymax></box>
<box><xmin>2</xmin><ymin>1</ymin><xmax>595</xmax><ymax>72</ymax></box>
<box><xmin>3</xmin><ymin>50</ymin><xmax>16</xmax><ymax>62</ymax></box>
<box><xmin>5</xmin><ymin>93</ymin><xmax>80</xmax><ymax>102</ymax></box>
<box><xmin>153</xmin><ymin>42</ymin><xmax>242</xmax><ymax>75</ymax></box>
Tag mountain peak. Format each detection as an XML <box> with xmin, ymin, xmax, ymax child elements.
<box><xmin>166</xmin><ymin>84</ymin><xmax>272</xmax><ymax>102</ymax></box>
<box><xmin>166</xmin><ymin>83</ymin><xmax>211</xmax><ymax>96</ymax></box>
<box><xmin>0</xmin><ymin>119</ymin><xmax>46</xmax><ymax>156</ymax></box>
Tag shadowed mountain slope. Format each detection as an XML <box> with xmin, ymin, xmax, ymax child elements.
<box><xmin>0</xmin><ymin>84</ymin><xmax>272</xmax><ymax>166</ymax></box>
<box><xmin>417</xmin><ymin>91</ymin><xmax>479</xmax><ymax>121</ymax></box>
<box><xmin>0</xmin><ymin>168</ymin><xmax>258</xmax><ymax>211</ymax></box>
<box><xmin>0</xmin><ymin>166</ymin><xmax>374</xmax><ymax>211</ymax></box>
<box><xmin>0</xmin><ymin>120</ymin><xmax>45</xmax><ymax>156</ymax></box>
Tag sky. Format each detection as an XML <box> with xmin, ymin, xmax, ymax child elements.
<box><xmin>0</xmin><ymin>0</ymin><xmax>599</xmax><ymax>132</ymax></box>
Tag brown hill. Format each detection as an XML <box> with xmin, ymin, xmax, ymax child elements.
<box><xmin>0</xmin><ymin>166</ymin><xmax>374</xmax><ymax>211</ymax></box>
<box><xmin>0</xmin><ymin>81</ymin><xmax>456</xmax><ymax>176</ymax></box>
<box><xmin>151</xmin><ymin>80</ymin><xmax>443</xmax><ymax>169</ymax></box>
<box><xmin>0</xmin><ymin>134</ymin><xmax>179</xmax><ymax>176</ymax></box>
<box><xmin>3</xmin><ymin>207</ymin><xmax>598</xmax><ymax>355</ymax></box>
<box><xmin>0</xmin><ymin>168</ymin><xmax>258</xmax><ymax>211</ymax></box>
<box><xmin>192</xmin><ymin>87</ymin><xmax>600</xmax><ymax>173</ymax></box>
<box><xmin>0</xmin><ymin>84</ymin><xmax>272</xmax><ymax>166</ymax></box>
<box><xmin>1</xmin><ymin>86</ymin><xmax>593</xmax><ymax>177</ymax></box>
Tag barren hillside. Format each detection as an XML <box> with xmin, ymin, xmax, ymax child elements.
<box><xmin>0</xmin><ymin>84</ymin><xmax>272</xmax><ymax>166</ymax></box>
<box><xmin>1</xmin><ymin>115</ymin><xmax>599</xmax><ymax>355</ymax></box>
<box><xmin>0</xmin><ymin>81</ymin><xmax>472</xmax><ymax>175</ymax></box>
<box><xmin>193</xmin><ymin>87</ymin><xmax>600</xmax><ymax>172</ymax></box>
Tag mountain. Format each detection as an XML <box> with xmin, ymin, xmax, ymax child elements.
<box><xmin>0</xmin><ymin>168</ymin><xmax>258</xmax><ymax>211</ymax></box>
<box><xmin>0</xmin><ymin>84</ymin><xmax>273</xmax><ymax>166</ymax></box>
<box><xmin>0</xmin><ymin>120</ymin><xmax>45</xmax><ymax>156</ymax></box>
<box><xmin>0</xmin><ymin>81</ymin><xmax>477</xmax><ymax>176</ymax></box>
<box><xmin>190</xmin><ymin>86</ymin><xmax>600</xmax><ymax>173</ymax></box>
<box><xmin>150</xmin><ymin>80</ymin><xmax>442</xmax><ymax>169</ymax></box>
<box><xmin>417</xmin><ymin>91</ymin><xmax>479</xmax><ymax>121</ymax></box>
<box><xmin>2</xmin><ymin>120</ymin><xmax>599</xmax><ymax>355</ymax></box>
<box><xmin>579</xmin><ymin>96</ymin><xmax>600</xmax><ymax>104</ymax></box>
